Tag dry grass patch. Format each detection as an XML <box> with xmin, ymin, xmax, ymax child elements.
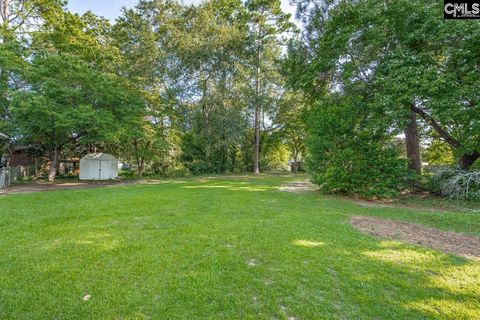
<box><xmin>351</xmin><ymin>216</ymin><xmax>480</xmax><ymax>260</ymax></box>
<box><xmin>279</xmin><ymin>181</ymin><xmax>318</xmax><ymax>193</ymax></box>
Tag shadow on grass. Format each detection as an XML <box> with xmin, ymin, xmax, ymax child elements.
<box><xmin>1</xmin><ymin>176</ymin><xmax>478</xmax><ymax>319</ymax></box>
<box><xmin>287</xmin><ymin>234</ymin><xmax>479</xmax><ymax>319</ymax></box>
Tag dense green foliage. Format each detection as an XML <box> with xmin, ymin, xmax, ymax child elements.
<box><xmin>307</xmin><ymin>96</ymin><xmax>408</xmax><ymax>197</ymax></box>
<box><xmin>286</xmin><ymin>0</ymin><xmax>480</xmax><ymax>197</ymax></box>
<box><xmin>11</xmin><ymin>55</ymin><xmax>142</xmax><ymax>176</ymax></box>
<box><xmin>425</xmin><ymin>139</ymin><xmax>455</xmax><ymax>166</ymax></box>
<box><xmin>1</xmin><ymin>0</ymin><xmax>478</xmax><ymax>199</ymax></box>
<box><xmin>107</xmin><ymin>0</ymin><xmax>297</xmax><ymax>176</ymax></box>
<box><xmin>0</xmin><ymin>0</ymin><xmax>302</xmax><ymax>179</ymax></box>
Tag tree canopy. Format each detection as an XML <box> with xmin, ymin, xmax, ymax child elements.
<box><xmin>286</xmin><ymin>0</ymin><xmax>480</xmax><ymax>196</ymax></box>
<box><xmin>0</xmin><ymin>0</ymin><xmax>477</xmax><ymax>198</ymax></box>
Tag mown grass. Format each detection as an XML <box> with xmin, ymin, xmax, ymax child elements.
<box><xmin>0</xmin><ymin>175</ymin><xmax>479</xmax><ymax>319</ymax></box>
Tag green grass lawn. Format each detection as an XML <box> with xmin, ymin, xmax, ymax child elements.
<box><xmin>1</xmin><ymin>175</ymin><xmax>479</xmax><ymax>319</ymax></box>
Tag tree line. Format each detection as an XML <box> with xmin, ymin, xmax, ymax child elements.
<box><xmin>1</xmin><ymin>0</ymin><xmax>478</xmax><ymax>199</ymax></box>
<box><xmin>0</xmin><ymin>0</ymin><xmax>305</xmax><ymax>181</ymax></box>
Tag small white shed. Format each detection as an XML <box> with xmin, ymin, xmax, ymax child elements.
<box><xmin>80</xmin><ymin>153</ymin><xmax>118</xmax><ymax>180</ymax></box>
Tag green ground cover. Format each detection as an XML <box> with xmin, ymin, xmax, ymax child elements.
<box><xmin>0</xmin><ymin>175</ymin><xmax>479</xmax><ymax>319</ymax></box>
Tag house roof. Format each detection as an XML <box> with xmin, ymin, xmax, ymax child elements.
<box><xmin>81</xmin><ymin>153</ymin><xmax>117</xmax><ymax>161</ymax></box>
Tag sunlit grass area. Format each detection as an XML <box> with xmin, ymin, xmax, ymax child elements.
<box><xmin>0</xmin><ymin>175</ymin><xmax>479</xmax><ymax>319</ymax></box>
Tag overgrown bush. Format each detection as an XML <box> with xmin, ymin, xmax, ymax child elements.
<box><xmin>306</xmin><ymin>97</ymin><xmax>409</xmax><ymax>198</ymax></box>
<box><xmin>429</xmin><ymin>168</ymin><xmax>480</xmax><ymax>200</ymax></box>
<box><xmin>118</xmin><ymin>170</ymin><xmax>136</xmax><ymax>179</ymax></box>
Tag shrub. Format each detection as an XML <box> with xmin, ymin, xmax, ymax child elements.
<box><xmin>118</xmin><ymin>170</ymin><xmax>136</xmax><ymax>179</ymax></box>
<box><xmin>306</xmin><ymin>97</ymin><xmax>409</xmax><ymax>198</ymax></box>
<box><xmin>308</xmin><ymin>138</ymin><xmax>408</xmax><ymax>198</ymax></box>
<box><xmin>160</xmin><ymin>166</ymin><xmax>190</xmax><ymax>178</ymax></box>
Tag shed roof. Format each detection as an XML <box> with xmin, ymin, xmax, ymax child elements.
<box><xmin>81</xmin><ymin>153</ymin><xmax>117</xmax><ymax>161</ymax></box>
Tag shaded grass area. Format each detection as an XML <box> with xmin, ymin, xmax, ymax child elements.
<box><xmin>0</xmin><ymin>175</ymin><xmax>479</xmax><ymax>319</ymax></box>
<box><xmin>394</xmin><ymin>194</ymin><xmax>480</xmax><ymax>212</ymax></box>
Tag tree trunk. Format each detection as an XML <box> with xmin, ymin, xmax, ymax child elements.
<box><xmin>253</xmin><ymin>45</ymin><xmax>261</xmax><ymax>175</ymax></box>
<box><xmin>1</xmin><ymin>0</ymin><xmax>9</xmax><ymax>24</ymax></box>
<box><xmin>404</xmin><ymin>109</ymin><xmax>421</xmax><ymax>175</ymax></box>
<box><xmin>411</xmin><ymin>104</ymin><xmax>460</xmax><ymax>149</ymax></box>
<box><xmin>135</xmin><ymin>156</ymin><xmax>143</xmax><ymax>177</ymax></box>
<box><xmin>292</xmin><ymin>163</ymin><xmax>298</xmax><ymax>173</ymax></box>
<box><xmin>48</xmin><ymin>147</ymin><xmax>60</xmax><ymax>182</ymax></box>
<box><xmin>292</xmin><ymin>152</ymin><xmax>299</xmax><ymax>173</ymax></box>
<box><xmin>253</xmin><ymin>102</ymin><xmax>260</xmax><ymax>175</ymax></box>
<box><xmin>138</xmin><ymin>158</ymin><xmax>145</xmax><ymax>177</ymax></box>
<box><xmin>0</xmin><ymin>0</ymin><xmax>10</xmax><ymax>118</ymax></box>
<box><xmin>201</xmin><ymin>73</ymin><xmax>209</xmax><ymax>125</ymax></box>
<box><xmin>458</xmin><ymin>152</ymin><xmax>480</xmax><ymax>170</ymax></box>
<box><xmin>133</xmin><ymin>139</ymin><xmax>143</xmax><ymax>177</ymax></box>
<box><xmin>409</xmin><ymin>104</ymin><xmax>480</xmax><ymax>170</ymax></box>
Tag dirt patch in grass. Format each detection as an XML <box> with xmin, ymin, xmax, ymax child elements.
<box><xmin>351</xmin><ymin>216</ymin><xmax>480</xmax><ymax>260</ymax></box>
<box><xmin>279</xmin><ymin>181</ymin><xmax>319</xmax><ymax>193</ymax></box>
<box><xmin>0</xmin><ymin>180</ymin><xmax>132</xmax><ymax>195</ymax></box>
<box><xmin>350</xmin><ymin>194</ymin><xmax>480</xmax><ymax>213</ymax></box>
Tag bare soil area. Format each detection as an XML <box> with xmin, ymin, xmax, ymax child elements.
<box><xmin>351</xmin><ymin>216</ymin><xmax>480</xmax><ymax>260</ymax></box>
<box><xmin>279</xmin><ymin>181</ymin><xmax>319</xmax><ymax>193</ymax></box>
<box><xmin>0</xmin><ymin>180</ymin><xmax>130</xmax><ymax>195</ymax></box>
